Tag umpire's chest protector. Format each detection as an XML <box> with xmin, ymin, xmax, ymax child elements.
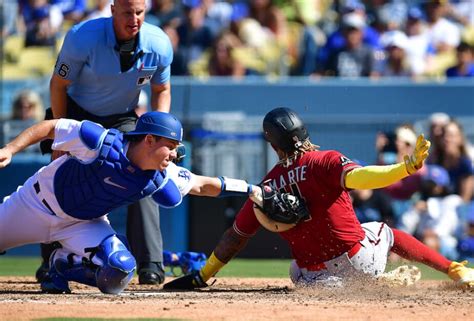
<box><xmin>54</xmin><ymin>129</ymin><xmax>171</xmax><ymax>220</ymax></box>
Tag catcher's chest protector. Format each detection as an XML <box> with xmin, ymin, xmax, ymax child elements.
<box><xmin>54</xmin><ymin>129</ymin><xmax>166</xmax><ymax>219</ymax></box>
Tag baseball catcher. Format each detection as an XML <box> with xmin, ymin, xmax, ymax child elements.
<box><xmin>0</xmin><ymin>111</ymin><xmax>295</xmax><ymax>295</ymax></box>
<box><xmin>164</xmin><ymin>107</ymin><xmax>474</xmax><ymax>290</ymax></box>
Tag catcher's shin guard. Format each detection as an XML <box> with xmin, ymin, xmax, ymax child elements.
<box><xmin>48</xmin><ymin>235</ymin><xmax>136</xmax><ymax>294</ymax></box>
<box><xmin>92</xmin><ymin>234</ymin><xmax>136</xmax><ymax>294</ymax></box>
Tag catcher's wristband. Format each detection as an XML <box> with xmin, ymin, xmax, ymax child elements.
<box><xmin>218</xmin><ymin>176</ymin><xmax>253</xmax><ymax>197</ymax></box>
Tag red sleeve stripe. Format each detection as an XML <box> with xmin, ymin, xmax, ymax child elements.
<box><xmin>340</xmin><ymin>164</ymin><xmax>361</xmax><ymax>189</ymax></box>
<box><xmin>233</xmin><ymin>221</ymin><xmax>256</xmax><ymax>238</ymax></box>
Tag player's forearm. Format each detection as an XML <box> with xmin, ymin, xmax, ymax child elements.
<box><xmin>214</xmin><ymin>228</ymin><xmax>250</xmax><ymax>263</ymax></box>
<box><xmin>200</xmin><ymin>228</ymin><xmax>249</xmax><ymax>281</ymax></box>
<box><xmin>50</xmin><ymin>74</ymin><xmax>70</xmax><ymax>118</ymax></box>
<box><xmin>190</xmin><ymin>176</ymin><xmax>258</xmax><ymax>198</ymax></box>
<box><xmin>189</xmin><ymin>176</ymin><xmax>223</xmax><ymax>196</ymax></box>
<box><xmin>4</xmin><ymin>120</ymin><xmax>58</xmax><ymax>155</ymax></box>
<box><xmin>344</xmin><ymin>163</ymin><xmax>409</xmax><ymax>190</ymax></box>
<box><xmin>151</xmin><ymin>82</ymin><xmax>171</xmax><ymax>112</ymax></box>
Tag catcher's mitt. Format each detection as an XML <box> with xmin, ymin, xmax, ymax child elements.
<box><xmin>251</xmin><ymin>183</ymin><xmax>309</xmax><ymax>232</ymax></box>
<box><xmin>163</xmin><ymin>270</ymin><xmax>208</xmax><ymax>290</ymax></box>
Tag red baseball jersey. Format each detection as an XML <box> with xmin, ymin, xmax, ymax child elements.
<box><xmin>234</xmin><ymin>150</ymin><xmax>366</xmax><ymax>268</ymax></box>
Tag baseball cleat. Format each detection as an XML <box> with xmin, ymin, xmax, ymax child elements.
<box><xmin>448</xmin><ymin>261</ymin><xmax>474</xmax><ymax>289</ymax></box>
<box><xmin>378</xmin><ymin>265</ymin><xmax>421</xmax><ymax>286</ymax></box>
<box><xmin>35</xmin><ymin>261</ymin><xmax>49</xmax><ymax>283</ymax></box>
<box><xmin>40</xmin><ymin>275</ymin><xmax>71</xmax><ymax>294</ymax></box>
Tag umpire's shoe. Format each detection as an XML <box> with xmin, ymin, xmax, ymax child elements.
<box><xmin>138</xmin><ymin>262</ymin><xmax>165</xmax><ymax>285</ymax></box>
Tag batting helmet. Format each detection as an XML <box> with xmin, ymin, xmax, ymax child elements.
<box><xmin>263</xmin><ymin>107</ymin><xmax>309</xmax><ymax>153</ymax></box>
<box><xmin>125</xmin><ymin>111</ymin><xmax>183</xmax><ymax>142</ymax></box>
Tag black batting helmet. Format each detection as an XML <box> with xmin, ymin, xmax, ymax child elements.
<box><xmin>263</xmin><ymin>107</ymin><xmax>309</xmax><ymax>153</ymax></box>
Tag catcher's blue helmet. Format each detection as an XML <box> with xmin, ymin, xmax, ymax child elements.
<box><xmin>263</xmin><ymin>107</ymin><xmax>308</xmax><ymax>153</ymax></box>
<box><xmin>125</xmin><ymin>111</ymin><xmax>183</xmax><ymax>142</ymax></box>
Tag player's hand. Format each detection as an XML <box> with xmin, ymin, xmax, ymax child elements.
<box><xmin>163</xmin><ymin>270</ymin><xmax>208</xmax><ymax>290</ymax></box>
<box><xmin>0</xmin><ymin>148</ymin><xmax>13</xmax><ymax>168</ymax></box>
<box><xmin>404</xmin><ymin>134</ymin><xmax>431</xmax><ymax>175</ymax></box>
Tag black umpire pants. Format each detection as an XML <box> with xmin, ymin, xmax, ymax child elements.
<box><xmin>40</xmin><ymin>97</ymin><xmax>163</xmax><ymax>267</ymax></box>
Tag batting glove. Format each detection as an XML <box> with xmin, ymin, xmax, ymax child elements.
<box><xmin>163</xmin><ymin>270</ymin><xmax>208</xmax><ymax>290</ymax></box>
<box><xmin>404</xmin><ymin>134</ymin><xmax>431</xmax><ymax>175</ymax></box>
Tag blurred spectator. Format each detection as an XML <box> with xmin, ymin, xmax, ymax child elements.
<box><xmin>163</xmin><ymin>24</ymin><xmax>188</xmax><ymax>75</ymax></box>
<box><xmin>51</xmin><ymin>0</ymin><xmax>87</xmax><ymax>23</ymax></box>
<box><xmin>445</xmin><ymin>42</ymin><xmax>474</xmax><ymax>77</ymax></box>
<box><xmin>248</xmin><ymin>0</ymin><xmax>291</xmax><ymax>75</ymax></box>
<box><xmin>2</xmin><ymin>0</ymin><xmax>20</xmax><ymax>37</ymax></box>
<box><xmin>176</xmin><ymin>0</ymin><xmax>214</xmax><ymax>75</ymax></box>
<box><xmin>434</xmin><ymin>120</ymin><xmax>474</xmax><ymax>202</ymax></box>
<box><xmin>399</xmin><ymin>164</ymin><xmax>462</xmax><ymax>260</ymax></box>
<box><xmin>370</xmin><ymin>0</ymin><xmax>408</xmax><ymax>33</ymax></box>
<box><xmin>228</xmin><ymin>1</ymin><xmax>250</xmax><ymax>37</ymax></box>
<box><xmin>227</xmin><ymin>3</ymin><xmax>280</xmax><ymax>75</ymax></box>
<box><xmin>319</xmin><ymin>13</ymin><xmax>378</xmax><ymax>77</ymax></box>
<box><xmin>404</xmin><ymin>6</ymin><xmax>435</xmax><ymax>76</ymax></box>
<box><xmin>445</xmin><ymin>0</ymin><xmax>474</xmax><ymax>28</ymax></box>
<box><xmin>419</xmin><ymin>0</ymin><xmax>464</xmax><ymax>76</ymax></box>
<box><xmin>350</xmin><ymin>188</ymin><xmax>395</xmax><ymax>225</ymax></box>
<box><xmin>292</xmin><ymin>24</ymin><xmax>326</xmax><ymax>75</ymax></box>
<box><xmin>146</xmin><ymin>0</ymin><xmax>181</xmax><ymax>27</ymax></box>
<box><xmin>202</xmin><ymin>0</ymin><xmax>233</xmax><ymax>38</ymax></box>
<box><xmin>190</xmin><ymin>31</ymin><xmax>246</xmax><ymax>77</ymax></box>
<box><xmin>316</xmin><ymin>0</ymin><xmax>381</xmax><ymax>72</ymax></box>
<box><xmin>83</xmin><ymin>0</ymin><xmax>112</xmax><ymax>21</ymax></box>
<box><xmin>235</xmin><ymin>18</ymin><xmax>282</xmax><ymax>75</ymax></box>
<box><xmin>377</xmin><ymin>30</ymin><xmax>412</xmax><ymax>77</ymax></box>
<box><xmin>457</xmin><ymin>202</ymin><xmax>474</xmax><ymax>261</ymax></box>
<box><xmin>273</xmin><ymin>0</ymin><xmax>330</xmax><ymax>27</ymax></box>
<box><xmin>377</xmin><ymin>125</ymin><xmax>425</xmax><ymax>201</ymax></box>
<box><xmin>427</xmin><ymin>112</ymin><xmax>451</xmax><ymax>163</ymax></box>
<box><xmin>424</xmin><ymin>0</ymin><xmax>462</xmax><ymax>53</ymax></box>
<box><xmin>11</xmin><ymin>89</ymin><xmax>45</xmax><ymax>122</ymax></box>
<box><xmin>249</xmin><ymin>0</ymin><xmax>287</xmax><ymax>40</ymax></box>
<box><xmin>20</xmin><ymin>0</ymin><xmax>63</xmax><ymax>47</ymax></box>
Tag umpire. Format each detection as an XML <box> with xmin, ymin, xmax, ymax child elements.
<box><xmin>38</xmin><ymin>0</ymin><xmax>173</xmax><ymax>285</ymax></box>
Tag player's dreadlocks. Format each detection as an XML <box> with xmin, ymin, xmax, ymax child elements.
<box><xmin>278</xmin><ymin>139</ymin><xmax>320</xmax><ymax>167</ymax></box>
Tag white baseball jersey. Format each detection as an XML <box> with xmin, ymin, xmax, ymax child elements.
<box><xmin>0</xmin><ymin>119</ymin><xmax>195</xmax><ymax>257</ymax></box>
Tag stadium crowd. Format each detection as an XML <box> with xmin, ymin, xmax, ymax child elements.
<box><xmin>2</xmin><ymin>0</ymin><xmax>474</xmax><ymax>78</ymax></box>
<box><xmin>352</xmin><ymin>112</ymin><xmax>474</xmax><ymax>263</ymax></box>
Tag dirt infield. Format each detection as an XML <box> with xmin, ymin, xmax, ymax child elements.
<box><xmin>0</xmin><ymin>276</ymin><xmax>473</xmax><ymax>321</ymax></box>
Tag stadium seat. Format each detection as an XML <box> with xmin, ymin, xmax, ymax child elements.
<box><xmin>3</xmin><ymin>35</ymin><xmax>24</xmax><ymax>63</ymax></box>
<box><xmin>2</xmin><ymin>62</ymin><xmax>36</xmax><ymax>80</ymax></box>
<box><xmin>17</xmin><ymin>47</ymin><xmax>56</xmax><ymax>76</ymax></box>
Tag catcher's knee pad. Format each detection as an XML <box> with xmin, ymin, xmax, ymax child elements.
<box><xmin>92</xmin><ymin>234</ymin><xmax>136</xmax><ymax>294</ymax></box>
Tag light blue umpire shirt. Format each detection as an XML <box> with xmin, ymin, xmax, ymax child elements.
<box><xmin>55</xmin><ymin>17</ymin><xmax>173</xmax><ymax>116</ymax></box>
